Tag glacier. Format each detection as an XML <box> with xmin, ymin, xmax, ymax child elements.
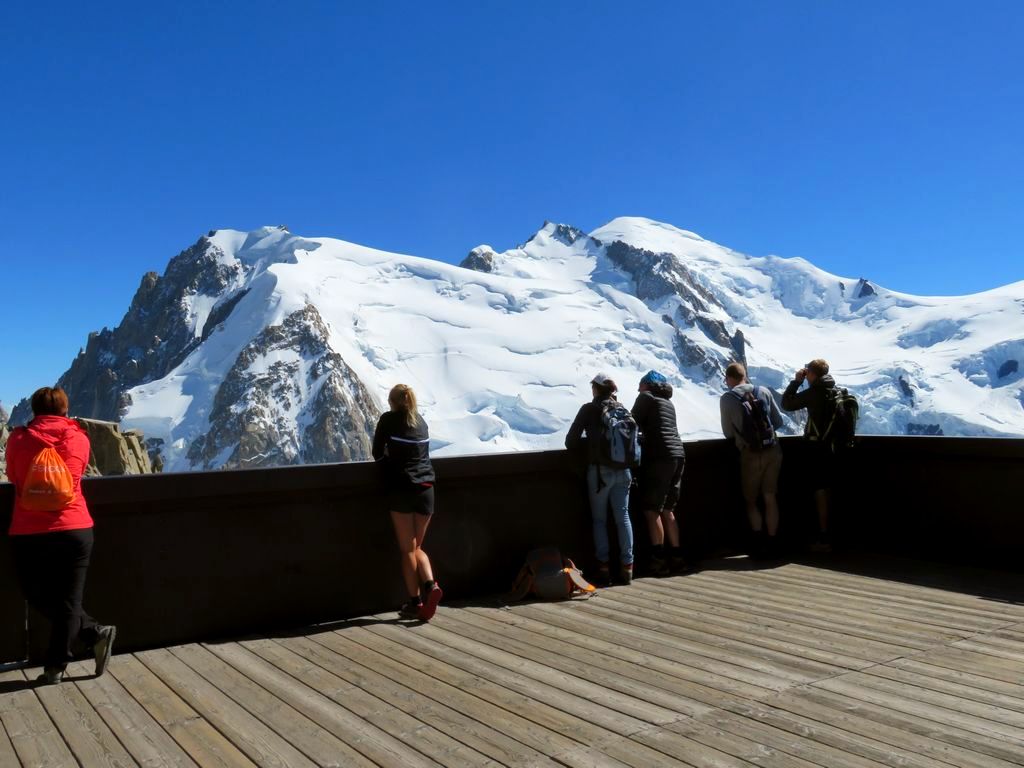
<box><xmin>17</xmin><ymin>218</ymin><xmax>1023</xmax><ymax>472</ymax></box>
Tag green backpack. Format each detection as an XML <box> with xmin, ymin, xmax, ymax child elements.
<box><xmin>820</xmin><ymin>387</ymin><xmax>859</xmax><ymax>452</ymax></box>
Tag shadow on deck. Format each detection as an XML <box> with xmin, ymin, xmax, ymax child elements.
<box><xmin>3</xmin><ymin>554</ymin><xmax>1024</xmax><ymax>767</ymax></box>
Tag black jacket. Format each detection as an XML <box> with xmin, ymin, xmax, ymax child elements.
<box><xmin>372</xmin><ymin>411</ymin><xmax>435</xmax><ymax>487</ymax></box>
<box><xmin>631</xmin><ymin>389</ymin><xmax>685</xmax><ymax>461</ymax></box>
<box><xmin>781</xmin><ymin>374</ymin><xmax>836</xmax><ymax>438</ymax></box>
<box><xmin>565</xmin><ymin>398</ymin><xmax>613</xmax><ymax>466</ymax></box>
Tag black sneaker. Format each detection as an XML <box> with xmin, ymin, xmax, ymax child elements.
<box><xmin>593</xmin><ymin>563</ymin><xmax>612</xmax><ymax>588</ymax></box>
<box><xmin>93</xmin><ymin>625</ymin><xmax>117</xmax><ymax>678</ymax></box>
<box><xmin>649</xmin><ymin>555</ymin><xmax>670</xmax><ymax>578</ymax></box>
<box><xmin>36</xmin><ymin>667</ymin><xmax>64</xmax><ymax>685</ymax></box>
<box><xmin>620</xmin><ymin>564</ymin><xmax>634</xmax><ymax>585</ymax></box>
<box><xmin>398</xmin><ymin>599</ymin><xmax>423</xmax><ymax>620</ymax></box>
<box><xmin>670</xmin><ymin>555</ymin><xmax>691</xmax><ymax>574</ymax></box>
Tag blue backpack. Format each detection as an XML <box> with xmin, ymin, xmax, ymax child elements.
<box><xmin>732</xmin><ymin>387</ymin><xmax>778</xmax><ymax>452</ymax></box>
<box><xmin>598</xmin><ymin>399</ymin><xmax>642</xmax><ymax>468</ymax></box>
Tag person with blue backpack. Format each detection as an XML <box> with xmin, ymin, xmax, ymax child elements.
<box><xmin>631</xmin><ymin>370</ymin><xmax>687</xmax><ymax>576</ymax></box>
<box><xmin>720</xmin><ymin>362</ymin><xmax>784</xmax><ymax>558</ymax></box>
<box><xmin>565</xmin><ymin>373</ymin><xmax>638</xmax><ymax>586</ymax></box>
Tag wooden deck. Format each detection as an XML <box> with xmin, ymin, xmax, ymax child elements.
<box><xmin>3</xmin><ymin>556</ymin><xmax>1024</xmax><ymax>767</ymax></box>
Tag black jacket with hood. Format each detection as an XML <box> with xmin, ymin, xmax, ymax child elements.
<box><xmin>781</xmin><ymin>374</ymin><xmax>836</xmax><ymax>439</ymax></box>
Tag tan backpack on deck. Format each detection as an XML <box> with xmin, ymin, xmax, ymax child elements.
<box><xmin>505</xmin><ymin>547</ymin><xmax>597</xmax><ymax>602</ymax></box>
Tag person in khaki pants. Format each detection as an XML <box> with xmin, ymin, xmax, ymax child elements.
<box><xmin>720</xmin><ymin>363</ymin><xmax>784</xmax><ymax>557</ymax></box>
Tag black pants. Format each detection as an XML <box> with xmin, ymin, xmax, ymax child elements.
<box><xmin>11</xmin><ymin>528</ymin><xmax>99</xmax><ymax>670</ymax></box>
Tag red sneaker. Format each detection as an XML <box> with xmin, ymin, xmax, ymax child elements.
<box><xmin>418</xmin><ymin>583</ymin><xmax>443</xmax><ymax>621</ymax></box>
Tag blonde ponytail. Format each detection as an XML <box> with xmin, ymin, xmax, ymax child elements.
<box><xmin>388</xmin><ymin>384</ymin><xmax>419</xmax><ymax>429</ymax></box>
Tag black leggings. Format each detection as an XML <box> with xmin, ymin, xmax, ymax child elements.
<box><xmin>12</xmin><ymin>528</ymin><xmax>99</xmax><ymax>670</ymax></box>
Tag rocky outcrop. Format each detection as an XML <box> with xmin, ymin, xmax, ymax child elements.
<box><xmin>9</xmin><ymin>234</ymin><xmax>246</xmax><ymax>426</ymax></box>
<box><xmin>186</xmin><ymin>304</ymin><xmax>380</xmax><ymax>470</ymax></box>
<box><xmin>77</xmin><ymin>419</ymin><xmax>154</xmax><ymax>476</ymax></box>
<box><xmin>0</xmin><ymin>417</ymin><xmax>154</xmax><ymax>480</ymax></box>
<box><xmin>460</xmin><ymin>246</ymin><xmax>497</xmax><ymax>273</ymax></box>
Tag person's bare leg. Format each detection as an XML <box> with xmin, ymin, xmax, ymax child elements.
<box><xmin>745</xmin><ymin>500</ymin><xmax>763</xmax><ymax>533</ymax></box>
<box><xmin>390</xmin><ymin>511</ymin><xmax>420</xmax><ymax>597</ymax></box>
<box><xmin>763</xmin><ymin>494</ymin><xmax>780</xmax><ymax>537</ymax></box>
<box><xmin>660</xmin><ymin>509</ymin><xmax>680</xmax><ymax>548</ymax></box>
<box><xmin>413</xmin><ymin>513</ymin><xmax>434</xmax><ymax>584</ymax></box>
<box><xmin>646</xmin><ymin>510</ymin><xmax>665</xmax><ymax>546</ymax></box>
<box><xmin>814</xmin><ymin>489</ymin><xmax>829</xmax><ymax>535</ymax></box>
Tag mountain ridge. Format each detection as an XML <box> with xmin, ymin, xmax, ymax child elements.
<box><xmin>10</xmin><ymin>217</ymin><xmax>1024</xmax><ymax>472</ymax></box>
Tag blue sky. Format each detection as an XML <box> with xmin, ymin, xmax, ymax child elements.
<box><xmin>1</xmin><ymin>2</ymin><xmax>1022</xmax><ymax>411</ymax></box>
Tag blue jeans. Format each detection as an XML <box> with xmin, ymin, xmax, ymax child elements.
<box><xmin>587</xmin><ymin>465</ymin><xmax>634</xmax><ymax>565</ymax></box>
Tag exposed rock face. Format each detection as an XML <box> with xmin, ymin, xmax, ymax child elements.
<box><xmin>9</xmin><ymin>234</ymin><xmax>246</xmax><ymax>426</ymax></box>
<box><xmin>460</xmin><ymin>246</ymin><xmax>497</xmax><ymax>273</ymax></box>
<box><xmin>78</xmin><ymin>419</ymin><xmax>154</xmax><ymax>476</ymax></box>
<box><xmin>853</xmin><ymin>278</ymin><xmax>876</xmax><ymax>299</ymax></box>
<box><xmin>186</xmin><ymin>304</ymin><xmax>380</xmax><ymax>470</ymax></box>
<box><xmin>998</xmin><ymin>359</ymin><xmax>1019</xmax><ymax>379</ymax></box>
<box><xmin>0</xmin><ymin>417</ymin><xmax>154</xmax><ymax>480</ymax></box>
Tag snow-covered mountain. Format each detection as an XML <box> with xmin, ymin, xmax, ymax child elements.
<box><xmin>12</xmin><ymin>218</ymin><xmax>1023</xmax><ymax>472</ymax></box>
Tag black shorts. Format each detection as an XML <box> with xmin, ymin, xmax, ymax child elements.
<box><xmin>640</xmin><ymin>457</ymin><xmax>686</xmax><ymax>511</ymax></box>
<box><xmin>387</xmin><ymin>485</ymin><xmax>435</xmax><ymax>516</ymax></box>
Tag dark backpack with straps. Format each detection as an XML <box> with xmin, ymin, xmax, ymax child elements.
<box><xmin>732</xmin><ymin>388</ymin><xmax>777</xmax><ymax>452</ymax></box>
<box><xmin>821</xmin><ymin>388</ymin><xmax>859</xmax><ymax>452</ymax></box>
<box><xmin>598</xmin><ymin>399</ymin><xmax>641</xmax><ymax>469</ymax></box>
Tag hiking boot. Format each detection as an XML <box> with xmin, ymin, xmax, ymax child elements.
<box><xmin>36</xmin><ymin>667</ymin><xmax>64</xmax><ymax>685</ymax></box>
<box><xmin>398</xmin><ymin>598</ymin><xmax>423</xmax><ymax>620</ymax></box>
<box><xmin>670</xmin><ymin>555</ymin><xmax>691</xmax><ymax>574</ymax></box>
<box><xmin>419</xmin><ymin>582</ymin><xmax>443</xmax><ymax>622</ymax></box>
<box><xmin>620</xmin><ymin>563</ymin><xmax>634</xmax><ymax>585</ymax></box>
<box><xmin>93</xmin><ymin>625</ymin><xmax>117</xmax><ymax>678</ymax></box>
<box><xmin>593</xmin><ymin>563</ymin><xmax>611</xmax><ymax>588</ymax></box>
<box><xmin>649</xmin><ymin>554</ymin><xmax>670</xmax><ymax>578</ymax></box>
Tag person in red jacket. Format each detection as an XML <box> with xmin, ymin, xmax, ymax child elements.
<box><xmin>5</xmin><ymin>387</ymin><xmax>116</xmax><ymax>684</ymax></box>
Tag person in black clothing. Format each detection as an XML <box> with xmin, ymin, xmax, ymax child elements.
<box><xmin>781</xmin><ymin>358</ymin><xmax>836</xmax><ymax>552</ymax></box>
<box><xmin>372</xmin><ymin>384</ymin><xmax>443</xmax><ymax>620</ymax></box>
<box><xmin>565</xmin><ymin>373</ymin><xmax>635</xmax><ymax>586</ymax></box>
<box><xmin>631</xmin><ymin>370</ymin><xmax>687</xmax><ymax>576</ymax></box>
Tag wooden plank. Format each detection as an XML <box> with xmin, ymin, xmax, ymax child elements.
<box><xmin>678</xmin><ymin>708</ymin><xmax>892</xmax><ymax>768</ymax></box>
<box><xmin>27</xmin><ymin>668</ymin><xmax>138</xmax><ymax>768</ymax></box>
<box><xmin>814</xmin><ymin>676</ymin><xmax>1024</xmax><ymax>746</ymax></box>
<box><xmin>0</xmin><ymin>718</ymin><xmax>21</xmax><ymax>768</ymax></box>
<box><xmin>888</xmin><ymin>657</ymin><xmax>1024</xmax><ymax>702</ymax></box>
<box><xmin>952</xmin><ymin>638</ymin><xmax>1024</xmax><ymax>664</ymax></box>
<box><xmin>667</xmin><ymin>572</ymin><xmax>967</xmax><ymax>647</ymax></box>
<box><xmin>470</xmin><ymin>603</ymin><xmax>777</xmax><ymax>702</ymax></box>
<box><xmin>210</xmin><ymin>638</ymin><xmax>549</xmax><ymax>768</ymax></box>
<box><xmin>320</xmin><ymin>623</ymin><xmax>681</xmax><ymax>768</ymax></box>
<box><xmin>137</xmin><ymin>648</ymin><xmax>317</xmax><ymax>768</ymax></box>
<box><xmin>109</xmin><ymin>654</ymin><xmax>256</xmax><ymax>768</ymax></box>
<box><xmin>918</xmin><ymin>647</ymin><xmax>1024</xmax><ymax>686</ymax></box>
<box><xmin>591</xmin><ymin>586</ymin><xmax>872</xmax><ymax>671</ymax></box>
<box><xmin>637</xmin><ymin>575</ymin><xmax>943</xmax><ymax>650</ymax></box>
<box><xmin>434</xmin><ymin>608</ymin><xmax>721</xmax><ymax>717</ymax></box>
<box><xmin>512</xmin><ymin>601</ymin><xmax>794</xmax><ymax>693</ymax></box>
<box><xmin>562</xmin><ymin>597</ymin><xmax>836</xmax><ymax>685</ymax></box>
<box><xmin>170</xmin><ymin>644</ymin><xmax>390</xmax><ymax>767</ymax></box>
<box><xmin>827</xmin><ymin>672</ymin><xmax>1024</xmax><ymax>731</ymax></box>
<box><xmin>777</xmin><ymin>564</ymin><xmax>1024</xmax><ymax>621</ymax></box>
<box><xmin>712</xmin><ymin>696</ymin><xmax>967</xmax><ymax>768</ymax></box>
<box><xmin>360</xmin><ymin>616</ymin><xmax>684</xmax><ymax>730</ymax></box>
<box><xmin>742</xmin><ymin>568</ymin><xmax>1024</xmax><ymax>629</ymax></box>
<box><xmin>777</xmin><ymin>685</ymin><xmax>1024</xmax><ymax>767</ymax></box>
<box><xmin>0</xmin><ymin>669</ymin><xmax>78</xmax><ymax>767</ymax></box>
<box><xmin>866</xmin><ymin>664</ymin><xmax>1024</xmax><ymax>715</ymax></box>
<box><xmin>68</xmin><ymin>660</ymin><xmax>198</xmax><ymax>768</ymax></box>
<box><xmin>621</xmin><ymin>581</ymin><xmax>910</xmax><ymax>662</ymax></box>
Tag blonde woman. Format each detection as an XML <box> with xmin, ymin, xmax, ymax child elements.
<box><xmin>372</xmin><ymin>385</ymin><xmax>442</xmax><ymax>620</ymax></box>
